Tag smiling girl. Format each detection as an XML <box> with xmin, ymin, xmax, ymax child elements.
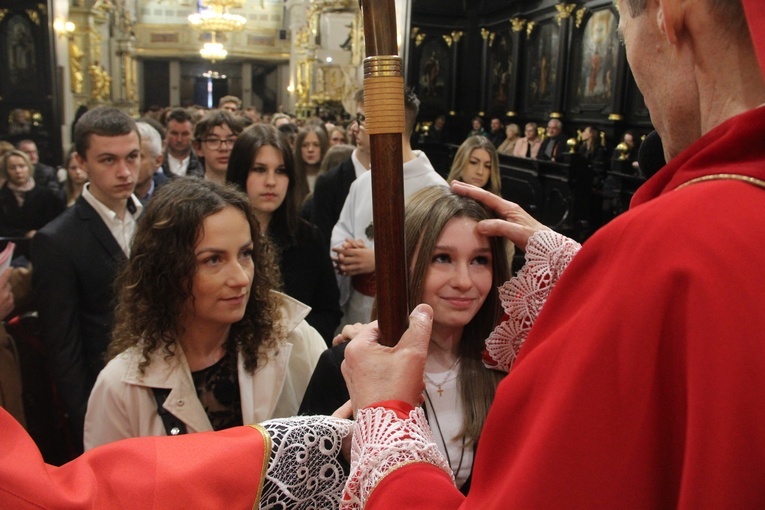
<box><xmin>300</xmin><ymin>185</ymin><xmax>509</xmax><ymax>491</ymax></box>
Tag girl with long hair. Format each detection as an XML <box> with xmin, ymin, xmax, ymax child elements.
<box><xmin>227</xmin><ymin>124</ymin><xmax>341</xmax><ymax>344</ymax></box>
<box><xmin>446</xmin><ymin>136</ymin><xmax>502</xmax><ymax>196</ymax></box>
<box><xmin>84</xmin><ymin>178</ymin><xmax>326</xmax><ymax>450</ymax></box>
<box><xmin>63</xmin><ymin>147</ymin><xmax>87</xmax><ymax>207</ymax></box>
<box><xmin>300</xmin><ymin>185</ymin><xmax>510</xmax><ymax>491</ymax></box>
<box><xmin>293</xmin><ymin>125</ymin><xmax>329</xmax><ymax>205</ymax></box>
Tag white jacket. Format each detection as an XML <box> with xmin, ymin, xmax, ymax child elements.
<box><xmin>84</xmin><ymin>292</ymin><xmax>326</xmax><ymax>450</ymax></box>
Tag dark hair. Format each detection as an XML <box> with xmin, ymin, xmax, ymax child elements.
<box><xmin>74</xmin><ymin>106</ymin><xmax>138</xmax><ymax>159</ymax></box>
<box><xmin>193</xmin><ymin>110</ymin><xmax>243</xmax><ymax>141</ymax></box>
<box><xmin>293</xmin><ymin>125</ymin><xmax>329</xmax><ymax>206</ymax></box>
<box><xmin>108</xmin><ymin>178</ymin><xmax>283</xmax><ymax>374</ymax></box>
<box><xmin>226</xmin><ymin>124</ymin><xmax>300</xmax><ymax>245</ymax></box>
<box><xmin>164</xmin><ymin>107</ymin><xmax>194</xmax><ymax>127</ymax></box>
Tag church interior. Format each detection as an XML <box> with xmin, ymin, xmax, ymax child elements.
<box><xmin>1</xmin><ymin>0</ymin><xmax>650</xmax><ymax>174</ymax></box>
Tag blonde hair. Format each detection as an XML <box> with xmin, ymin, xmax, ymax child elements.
<box><xmin>446</xmin><ymin>136</ymin><xmax>501</xmax><ymax>196</ymax></box>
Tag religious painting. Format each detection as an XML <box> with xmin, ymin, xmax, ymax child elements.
<box><xmin>3</xmin><ymin>14</ymin><xmax>38</xmax><ymax>92</ymax></box>
<box><xmin>574</xmin><ymin>9</ymin><xmax>620</xmax><ymax>107</ymax></box>
<box><xmin>524</xmin><ymin>21</ymin><xmax>560</xmax><ymax>110</ymax></box>
<box><xmin>487</xmin><ymin>31</ymin><xmax>514</xmax><ymax>111</ymax></box>
<box><xmin>416</xmin><ymin>36</ymin><xmax>451</xmax><ymax>112</ymax></box>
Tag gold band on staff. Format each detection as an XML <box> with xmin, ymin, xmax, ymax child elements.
<box><xmin>363</xmin><ymin>55</ymin><xmax>405</xmax><ymax>135</ymax></box>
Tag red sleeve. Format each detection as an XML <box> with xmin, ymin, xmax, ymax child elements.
<box><xmin>366</xmin><ymin>463</ymin><xmax>465</xmax><ymax>509</ymax></box>
<box><xmin>0</xmin><ymin>409</ymin><xmax>268</xmax><ymax>509</ymax></box>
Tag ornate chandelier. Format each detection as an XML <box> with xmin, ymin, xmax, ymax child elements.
<box><xmin>199</xmin><ymin>32</ymin><xmax>228</xmax><ymax>61</ymax></box>
<box><xmin>189</xmin><ymin>0</ymin><xmax>246</xmax><ymax>61</ymax></box>
<box><xmin>188</xmin><ymin>10</ymin><xmax>246</xmax><ymax>33</ymax></box>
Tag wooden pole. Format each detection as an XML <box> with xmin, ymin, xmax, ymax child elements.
<box><xmin>360</xmin><ymin>0</ymin><xmax>408</xmax><ymax>346</ymax></box>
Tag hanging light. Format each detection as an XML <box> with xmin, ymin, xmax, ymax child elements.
<box><xmin>188</xmin><ymin>0</ymin><xmax>246</xmax><ymax>33</ymax></box>
<box><xmin>200</xmin><ymin>32</ymin><xmax>228</xmax><ymax>62</ymax></box>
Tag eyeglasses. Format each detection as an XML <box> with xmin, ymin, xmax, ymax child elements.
<box><xmin>355</xmin><ymin>113</ymin><xmax>366</xmax><ymax>127</ymax></box>
<box><xmin>202</xmin><ymin>137</ymin><xmax>237</xmax><ymax>150</ymax></box>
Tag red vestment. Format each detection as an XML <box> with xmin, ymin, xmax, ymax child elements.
<box><xmin>0</xmin><ymin>408</ymin><xmax>269</xmax><ymax>509</ymax></box>
<box><xmin>364</xmin><ymin>95</ymin><xmax>765</xmax><ymax>507</ymax></box>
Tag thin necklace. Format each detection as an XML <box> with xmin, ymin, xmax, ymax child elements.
<box><xmin>424</xmin><ymin>357</ymin><xmax>460</xmax><ymax>397</ymax></box>
<box><xmin>424</xmin><ymin>388</ymin><xmax>466</xmax><ymax>479</ymax></box>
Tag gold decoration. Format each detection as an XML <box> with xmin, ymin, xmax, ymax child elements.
<box><xmin>37</xmin><ymin>3</ymin><xmax>47</xmax><ymax>15</ymax></box>
<box><xmin>555</xmin><ymin>3</ymin><xmax>577</xmax><ymax>25</ymax></box>
<box><xmin>550</xmin><ymin>112</ymin><xmax>563</xmax><ymax>119</ymax></box>
<box><xmin>608</xmin><ymin>113</ymin><xmax>624</xmax><ymax>121</ymax></box>
<box><xmin>26</xmin><ymin>9</ymin><xmax>40</xmax><ymax>25</ymax></box>
<box><xmin>88</xmin><ymin>64</ymin><xmax>111</xmax><ymax>101</ymax></box>
<box><xmin>526</xmin><ymin>21</ymin><xmax>536</xmax><ymax>39</ymax></box>
<box><xmin>410</xmin><ymin>26</ymin><xmax>420</xmax><ymax>39</ymax></box>
<box><xmin>489</xmin><ymin>32</ymin><xmax>496</xmax><ymax>47</ymax></box>
<box><xmin>0</xmin><ymin>10</ymin><xmax>8</xmax><ymax>22</ymax></box>
<box><xmin>442</xmin><ymin>34</ymin><xmax>453</xmax><ymax>48</ymax></box>
<box><xmin>510</xmin><ymin>18</ymin><xmax>526</xmax><ymax>33</ymax></box>
<box><xmin>480</xmin><ymin>28</ymin><xmax>490</xmax><ymax>40</ymax></box>
<box><xmin>69</xmin><ymin>39</ymin><xmax>84</xmax><ymax>94</ymax></box>
<box><xmin>575</xmin><ymin>7</ymin><xmax>587</xmax><ymax>28</ymax></box>
<box><xmin>615</xmin><ymin>142</ymin><xmax>629</xmax><ymax>160</ymax></box>
<box><xmin>414</xmin><ymin>33</ymin><xmax>426</xmax><ymax>46</ymax></box>
<box><xmin>451</xmin><ymin>31</ymin><xmax>463</xmax><ymax>43</ymax></box>
<box><xmin>506</xmin><ymin>111</ymin><xmax>517</xmax><ymax>117</ymax></box>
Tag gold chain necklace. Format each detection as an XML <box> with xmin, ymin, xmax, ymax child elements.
<box><xmin>674</xmin><ymin>173</ymin><xmax>765</xmax><ymax>191</ymax></box>
<box><xmin>423</xmin><ymin>358</ymin><xmax>460</xmax><ymax>397</ymax></box>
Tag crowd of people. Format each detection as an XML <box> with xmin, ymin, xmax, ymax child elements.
<box><xmin>3</xmin><ymin>0</ymin><xmax>765</xmax><ymax>504</ymax></box>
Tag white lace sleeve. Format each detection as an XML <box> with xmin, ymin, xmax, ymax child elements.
<box><xmin>341</xmin><ymin>407</ymin><xmax>453</xmax><ymax>510</ymax></box>
<box><xmin>260</xmin><ymin>416</ymin><xmax>353</xmax><ymax>510</ymax></box>
<box><xmin>484</xmin><ymin>230</ymin><xmax>581</xmax><ymax>373</ymax></box>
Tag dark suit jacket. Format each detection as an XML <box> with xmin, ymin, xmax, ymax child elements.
<box><xmin>537</xmin><ymin>134</ymin><xmax>567</xmax><ymax>161</ymax></box>
<box><xmin>160</xmin><ymin>150</ymin><xmax>203</xmax><ymax>178</ymax></box>
<box><xmin>0</xmin><ymin>183</ymin><xmax>64</xmax><ymax>237</ymax></box>
<box><xmin>310</xmin><ymin>156</ymin><xmax>357</xmax><ymax>247</ymax></box>
<box><xmin>275</xmin><ymin>220</ymin><xmax>341</xmax><ymax>346</ymax></box>
<box><xmin>31</xmin><ymin>195</ymin><xmax>130</xmax><ymax>448</ymax></box>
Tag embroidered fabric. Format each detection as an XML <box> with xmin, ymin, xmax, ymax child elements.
<box><xmin>484</xmin><ymin>230</ymin><xmax>581</xmax><ymax>373</ymax></box>
<box><xmin>342</xmin><ymin>406</ymin><xmax>453</xmax><ymax>509</ymax></box>
<box><xmin>260</xmin><ymin>416</ymin><xmax>353</xmax><ymax>509</ymax></box>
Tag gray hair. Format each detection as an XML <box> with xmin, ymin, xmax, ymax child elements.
<box><xmin>136</xmin><ymin>121</ymin><xmax>163</xmax><ymax>158</ymax></box>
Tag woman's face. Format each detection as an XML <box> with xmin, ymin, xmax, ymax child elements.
<box><xmin>461</xmin><ymin>148</ymin><xmax>492</xmax><ymax>189</ymax></box>
<box><xmin>419</xmin><ymin>217</ymin><xmax>493</xmax><ymax>336</ymax></box>
<box><xmin>505</xmin><ymin>125</ymin><xmax>519</xmax><ymax>139</ymax></box>
<box><xmin>6</xmin><ymin>155</ymin><xmax>30</xmax><ymax>187</ymax></box>
<box><xmin>67</xmin><ymin>155</ymin><xmax>88</xmax><ymax>185</ymax></box>
<box><xmin>246</xmin><ymin>145</ymin><xmax>289</xmax><ymax>222</ymax></box>
<box><xmin>188</xmin><ymin>206</ymin><xmax>255</xmax><ymax>330</ymax></box>
<box><xmin>525</xmin><ymin>125</ymin><xmax>537</xmax><ymax>140</ymax></box>
<box><xmin>300</xmin><ymin>131</ymin><xmax>322</xmax><ymax>166</ymax></box>
<box><xmin>329</xmin><ymin>129</ymin><xmax>345</xmax><ymax>146</ymax></box>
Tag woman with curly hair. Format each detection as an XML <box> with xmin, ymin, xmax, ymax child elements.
<box><xmin>83</xmin><ymin>178</ymin><xmax>326</xmax><ymax>450</ymax></box>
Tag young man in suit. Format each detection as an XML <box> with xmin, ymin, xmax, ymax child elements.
<box><xmin>32</xmin><ymin>106</ymin><xmax>143</xmax><ymax>452</ymax></box>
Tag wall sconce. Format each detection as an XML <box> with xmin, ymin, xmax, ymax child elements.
<box><xmin>54</xmin><ymin>18</ymin><xmax>76</xmax><ymax>38</ymax></box>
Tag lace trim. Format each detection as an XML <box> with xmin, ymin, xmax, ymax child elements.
<box><xmin>341</xmin><ymin>407</ymin><xmax>453</xmax><ymax>509</ymax></box>
<box><xmin>484</xmin><ymin>230</ymin><xmax>581</xmax><ymax>372</ymax></box>
<box><xmin>260</xmin><ymin>416</ymin><xmax>353</xmax><ymax>509</ymax></box>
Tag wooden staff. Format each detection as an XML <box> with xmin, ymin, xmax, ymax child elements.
<box><xmin>360</xmin><ymin>0</ymin><xmax>408</xmax><ymax>346</ymax></box>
